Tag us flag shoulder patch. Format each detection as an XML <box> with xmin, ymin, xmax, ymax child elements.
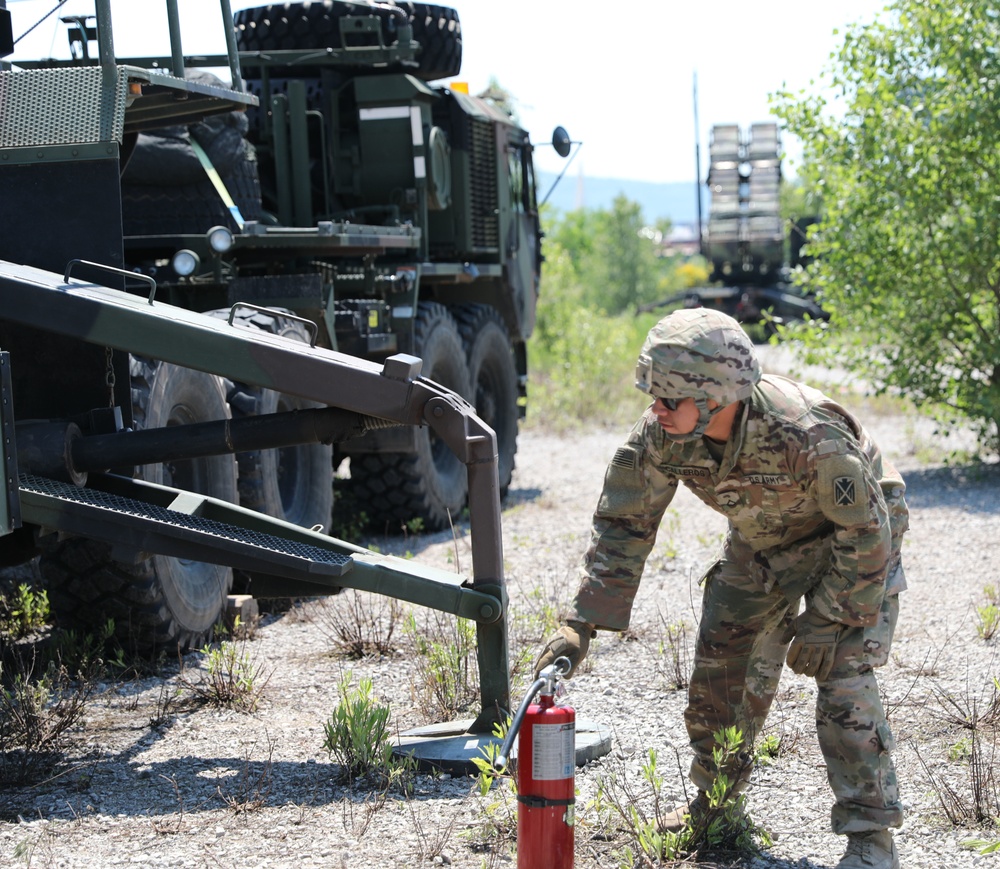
<box><xmin>611</xmin><ymin>446</ymin><xmax>637</xmax><ymax>469</ymax></box>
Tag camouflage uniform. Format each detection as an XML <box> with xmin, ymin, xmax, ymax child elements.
<box><xmin>569</xmin><ymin>317</ymin><xmax>907</xmax><ymax>836</ymax></box>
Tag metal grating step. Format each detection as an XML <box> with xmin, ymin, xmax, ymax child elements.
<box><xmin>19</xmin><ymin>474</ymin><xmax>352</xmax><ymax>572</ymax></box>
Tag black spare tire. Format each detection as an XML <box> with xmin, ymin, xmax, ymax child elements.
<box><xmin>234</xmin><ymin>1</ymin><xmax>462</xmax><ymax>81</ymax></box>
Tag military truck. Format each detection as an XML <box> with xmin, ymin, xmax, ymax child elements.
<box><xmin>0</xmin><ymin>0</ymin><xmax>516</xmax><ymax>745</ymax></box>
<box><xmin>642</xmin><ymin>121</ymin><xmax>824</xmax><ymax>324</ymax></box>
<box><xmin>110</xmin><ymin>0</ymin><xmax>570</xmax><ymax>536</ymax></box>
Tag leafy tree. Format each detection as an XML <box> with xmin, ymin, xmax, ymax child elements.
<box><xmin>544</xmin><ymin>206</ymin><xmax>602</xmax><ymax>294</ymax></box>
<box><xmin>542</xmin><ymin>196</ymin><xmax>662</xmax><ymax>314</ymax></box>
<box><xmin>591</xmin><ymin>194</ymin><xmax>660</xmax><ymax>313</ymax></box>
<box><xmin>773</xmin><ymin>0</ymin><xmax>1000</xmax><ymax>453</ymax></box>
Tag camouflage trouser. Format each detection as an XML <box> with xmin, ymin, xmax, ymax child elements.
<box><xmin>684</xmin><ymin>558</ymin><xmax>904</xmax><ymax>834</ymax></box>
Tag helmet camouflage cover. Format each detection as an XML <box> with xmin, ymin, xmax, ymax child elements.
<box><xmin>635</xmin><ymin>308</ymin><xmax>761</xmax><ymax>406</ymax></box>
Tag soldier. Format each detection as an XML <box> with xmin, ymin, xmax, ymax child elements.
<box><xmin>536</xmin><ymin>308</ymin><xmax>906</xmax><ymax>869</ymax></box>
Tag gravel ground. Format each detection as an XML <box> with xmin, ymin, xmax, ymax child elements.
<box><xmin>1</xmin><ymin>346</ymin><xmax>999</xmax><ymax>868</ymax></box>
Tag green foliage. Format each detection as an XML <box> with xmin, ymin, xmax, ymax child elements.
<box><xmin>772</xmin><ymin>0</ymin><xmax>1000</xmax><ymax>454</ymax></box>
<box><xmin>976</xmin><ymin>584</ymin><xmax>1000</xmax><ymax>640</ymax></box>
<box><xmin>754</xmin><ymin>733</ymin><xmax>783</xmax><ymax>765</ymax></box>
<box><xmin>50</xmin><ymin>618</ymin><xmax>122</xmax><ymax>675</ymax></box>
<box><xmin>530</xmin><ymin>199</ymin><xmax>746</xmax><ymax>429</ymax></box>
<box><xmin>322</xmin><ymin>673</ymin><xmax>399</xmax><ymax>783</ymax></box>
<box><xmin>528</xmin><ymin>295</ymin><xmax>655</xmax><ymax>429</ymax></box>
<box><xmin>188</xmin><ymin>630</ymin><xmax>270</xmax><ymax>712</ymax></box>
<box><xmin>476</xmin><ymin>76</ymin><xmax>519</xmax><ymax>122</ymax></box>
<box><xmin>404</xmin><ymin>612</ymin><xmax>479</xmax><ymax>719</ymax></box>
<box><xmin>594</xmin><ymin>727</ymin><xmax>770</xmax><ymax>865</ymax></box>
<box><xmin>0</xmin><ymin>582</ymin><xmax>50</xmax><ymax>638</ymax></box>
<box><xmin>949</xmin><ymin>736</ymin><xmax>973</xmax><ymax>762</ymax></box>
<box><xmin>466</xmin><ymin>718</ymin><xmax>518</xmax><ymax>857</ymax></box>
<box><xmin>963</xmin><ymin>835</ymin><xmax>1000</xmax><ymax>855</ymax></box>
<box><xmin>0</xmin><ymin>656</ymin><xmax>95</xmax><ymax>783</ymax></box>
<box><xmin>323</xmin><ymin>673</ymin><xmax>392</xmax><ymax>775</ymax></box>
<box><xmin>542</xmin><ymin>198</ymin><xmax>683</xmax><ymax>316</ymax></box>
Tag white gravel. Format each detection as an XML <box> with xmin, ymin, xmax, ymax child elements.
<box><xmin>1</xmin><ymin>347</ymin><xmax>998</xmax><ymax>868</ymax></box>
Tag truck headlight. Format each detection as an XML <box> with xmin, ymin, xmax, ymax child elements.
<box><xmin>171</xmin><ymin>249</ymin><xmax>200</xmax><ymax>277</ymax></box>
<box><xmin>207</xmin><ymin>226</ymin><xmax>234</xmax><ymax>254</ymax></box>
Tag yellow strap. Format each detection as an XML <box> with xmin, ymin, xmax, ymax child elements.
<box><xmin>189</xmin><ymin>138</ymin><xmax>245</xmax><ymax>229</ymax></box>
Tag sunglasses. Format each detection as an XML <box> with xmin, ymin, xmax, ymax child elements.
<box><xmin>658</xmin><ymin>397</ymin><xmax>683</xmax><ymax>411</ymax></box>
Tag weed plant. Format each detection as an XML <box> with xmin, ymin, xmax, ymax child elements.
<box><xmin>184</xmin><ymin>625</ymin><xmax>271</xmax><ymax>712</ymax></box>
<box><xmin>592</xmin><ymin>726</ymin><xmax>771</xmax><ymax>865</ymax></box>
<box><xmin>0</xmin><ymin>653</ymin><xmax>96</xmax><ymax>783</ymax></box>
<box><xmin>404</xmin><ymin>610</ymin><xmax>478</xmax><ymax>719</ymax></box>
<box><xmin>312</xmin><ymin>589</ymin><xmax>402</xmax><ymax>658</ymax></box>
<box><xmin>976</xmin><ymin>585</ymin><xmax>1000</xmax><ymax>641</ymax></box>
<box><xmin>466</xmin><ymin>720</ymin><xmax>518</xmax><ymax>859</ymax></box>
<box><xmin>0</xmin><ymin>582</ymin><xmax>49</xmax><ymax>639</ymax></box>
<box><xmin>322</xmin><ymin>672</ymin><xmax>415</xmax><ymax>790</ymax></box>
<box><xmin>218</xmin><ymin>735</ymin><xmax>277</xmax><ymax>816</ymax></box>
<box><xmin>654</xmin><ymin>608</ymin><xmax>690</xmax><ymax>691</ymax></box>
<box><xmin>919</xmin><ymin>676</ymin><xmax>1000</xmax><ymax>834</ymax></box>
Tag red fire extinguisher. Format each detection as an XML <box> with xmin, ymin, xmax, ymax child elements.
<box><xmin>496</xmin><ymin>656</ymin><xmax>575</xmax><ymax>869</ymax></box>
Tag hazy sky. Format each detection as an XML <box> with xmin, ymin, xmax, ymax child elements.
<box><xmin>7</xmin><ymin>0</ymin><xmax>890</xmax><ymax>182</ymax></box>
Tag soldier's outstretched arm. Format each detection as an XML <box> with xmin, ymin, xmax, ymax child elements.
<box><xmin>568</xmin><ymin>423</ymin><xmax>678</xmax><ymax>632</ymax></box>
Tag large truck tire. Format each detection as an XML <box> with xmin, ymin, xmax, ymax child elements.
<box><xmin>38</xmin><ymin>362</ymin><xmax>239</xmax><ymax>653</ymax></box>
<box><xmin>454</xmin><ymin>304</ymin><xmax>518</xmax><ymax>497</ymax></box>
<box><xmin>213</xmin><ymin>308</ymin><xmax>334</xmax><ymax>533</ymax></box>
<box><xmin>121</xmin><ymin>71</ymin><xmax>263</xmax><ymax>235</ymax></box>
<box><xmin>339</xmin><ymin>302</ymin><xmax>471</xmax><ymax>532</ymax></box>
<box><xmin>234</xmin><ymin>1</ymin><xmax>462</xmax><ymax>81</ymax></box>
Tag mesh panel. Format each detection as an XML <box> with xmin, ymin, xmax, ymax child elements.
<box><xmin>0</xmin><ymin>67</ymin><xmax>127</xmax><ymax>148</ymax></box>
<box><xmin>20</xmin><ymin>474</ymin><xmax>351</xmax><ymax>568</ymax></box>
<box><xmin>467</xmin><ymin>116</ymin><xmax>499</xmax><ymax>249</ymax></box>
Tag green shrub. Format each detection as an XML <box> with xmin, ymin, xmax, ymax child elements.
<box><xmin>0</xmin><ymin>582</ymin><xmax>50</xmax><ymax>638</ymax></box>
<box><xmin>322</xmin><ymin>673</ymin><xmax>395</xmax><ymax>782</ymax></box>
<box><xmin>528</xmin><ymin>298</ymin><xmax>655</xmax><ymax>430</ymax></box>
<box><xmin>404</xmin><ymin>611</ymin><xmax>478</xmax><ymax>719</ymax></box>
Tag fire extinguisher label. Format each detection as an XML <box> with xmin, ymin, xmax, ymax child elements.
<box><xmin>531</xmin><ymin>722</ymin><xmax>575</xmax><ymax>780</ymax></box>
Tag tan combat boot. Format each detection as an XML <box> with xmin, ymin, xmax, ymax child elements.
<box><xmin>836</xmin><ymin>830</ymin><xmax>899</xmax><ymax>869</ymax></box>
<box><xmin>657</xmin><ymin>792</ymin><xmax>709</xmax><ymax>833</ymax></box>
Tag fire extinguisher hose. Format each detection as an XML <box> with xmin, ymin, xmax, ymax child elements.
<box><xmin>495</xmin><ymin>656</ymin><xmax>572</xmax><ymax>771</ymax></box>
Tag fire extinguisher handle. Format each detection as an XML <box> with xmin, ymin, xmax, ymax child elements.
<box><xmin>494</xmin><ymin>656</ymin><xmax>573</xmax><ymax>771</ymax></box>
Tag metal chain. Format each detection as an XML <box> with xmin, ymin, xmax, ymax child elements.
<box><xmin>104</xmin><ymin>346</ymin><xmax>116</xmax><ymax>407</ymax></box>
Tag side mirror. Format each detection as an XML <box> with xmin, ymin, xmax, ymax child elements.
<box><xmin>552</xmin><ymin>126</ymin><xmax>572</xmax><ymax>159</ymax></box>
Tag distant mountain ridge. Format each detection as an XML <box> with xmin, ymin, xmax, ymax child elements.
<box><xmin>537</xmin><ymin>170</ymin><xmax>706</xmax><ymax>226</ymax></box>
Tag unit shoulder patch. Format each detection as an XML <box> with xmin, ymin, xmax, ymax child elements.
<box><xmin>816</xmin><ymin>452</ymin><xmax>868</xmax><ymax>526</ymax></box>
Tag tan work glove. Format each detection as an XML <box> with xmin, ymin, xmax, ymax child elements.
<box><xmin>533</xmin><ymin>620</ymin><xmax>593</xmax><ymax>679</ymax></box>
<box><xmin>784</xmin><ymin>611</ymin><xmax>844</xmax><ymax>681</ymax></box>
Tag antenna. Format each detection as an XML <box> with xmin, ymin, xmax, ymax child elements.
<box><xmin>693</xmin><ymin>71</ymin><xmax>703</xmax><ymax>255</ymax></box>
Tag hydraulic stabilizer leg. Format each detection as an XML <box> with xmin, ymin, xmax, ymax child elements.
<box><xmin>421</xmin><ymin>393</ymin><xmax>510</xmax><ymax>730</ymax></box>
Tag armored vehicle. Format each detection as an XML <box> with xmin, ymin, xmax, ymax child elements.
<box><xmin>114</xmin><ymin>1</ymin><xmax>569</xmax><ymax>535</ymax></box>
<box><xmin>0</xmin><ymin>0</ymin><xmax>514</xmax><ymax>740</ymax></box>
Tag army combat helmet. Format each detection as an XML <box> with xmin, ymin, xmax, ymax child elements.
<box><xmin>635</xmin><ymin>308</ymin><xmax>761</xmax><ymax>441</ymax></box>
